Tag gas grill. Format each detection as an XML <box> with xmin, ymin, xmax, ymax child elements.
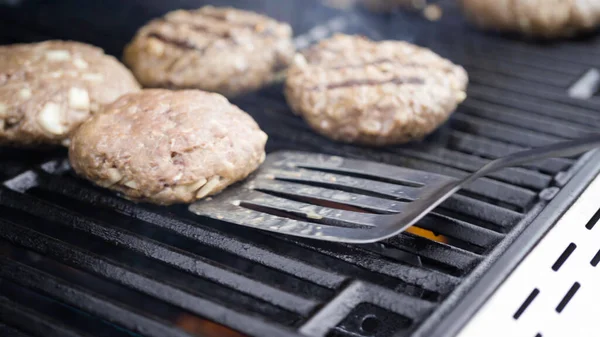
<box><xmin>1</xmin><ymin>1</ymin><xmax>600</xmax><ymax>337</ymax></box>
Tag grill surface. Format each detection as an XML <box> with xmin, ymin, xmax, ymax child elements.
<box><xmin>1</xmin><ymin>1</ymin><xmax>600</xmax><ymax>337</ymax></box>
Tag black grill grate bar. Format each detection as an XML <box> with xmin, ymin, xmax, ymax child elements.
<box><xmin>447</xmin><ymin>131</ymin><xmax>569</xmax><ymax>174</ymax></box>
<box><xmin>467</xmin><ymin>68</ymin><xmax>578</xmax><ymax>98</ymax></box>
<box><xmin>398</xmin><ymin>162</ymin><xmax>535</xmax><ymax>212</ymax></box>
<box><xmin>0</xmin><ymin>258</ymin><xmax>194</xmax><ymax>337</ymax></box>
<box><xmin>507</xmin><ymin>33</ymin><xmax>600</xmax><ymax>57</ymax></box>
<box><xmin>447</xmin><ymin>131</ymin><xmax>572</xmax><ymax>175</ymax></box>
<box><xmin>439</xmin><ymin>29</ymin><xmax>600</xmax><ymax>67</ymax></box>
<box><xmin>441</xmin><ymin>195</ymin><xmax>522</xmax><ymax>231</ymax></box>
<box><xmin>452</xmin><ymin>51</ymin><xmax>582</xmax><ymax>88</ymax></box>
<box><xmin>0</xmin><ymin>188</ymin><xmax>319</xmax><ymax>316</ymax></box>
<box><xmin>468</xmin><ymin>70</ymin><xmax>600</xmax><ymax>111</ymax></box>
<box><xmin>451</xmin><ymin>114</ymin><xmax>566</xmax><ymax>148</ymax></box>
<box><xmin>0</xmin><ymin>296</ymin><xmax>87</xmax><ymax>337</ymax></box>
<box><xmin>393</xmin><ymin>146</ymin><xmax>552</xmax><ymax>190</ymax></box>
<box><xmin>0</xmin><ymin>219</ymin><xmax>300</xmax><ymax>337</ymax></box>
<box><xmin>0</xmin><ymin>162</ymin><xmax>34</xmax><ymax>182</ymax></box>
<box><xmin>38</xmin><ymin>189</ymin><xmax>333</xmax><ymax>303</ymax></box>
<box><xmin>28</xmin><ymin>192</ymin><xmax>327</xmax><ymax>311</ymax></box>
<box><xmin>461</xmin><ymin>99</ymin><xmax>595</xmax><ymax>139</ymax></box>
<box><xmin>2</xmin><ymin>241</ymin><xmax>218</xmax><ymax>337</ymax></box>
<box><xmin>429</xmin><ymin>37</ymin><xmax>590</xmax><ymax>76</ymax></box>
<box><xmin>178</xmin><ymin>216</ymin><xmax>444</xmax><ymax>300</ymax></box>
<box><xmin>462</xmin><ymin>63</ymin><xmax>573</xmax><ymax>88</ymax></box>
<box><xmin>0</xmin><ymin>323</ymin><xmax>33</xmax><ymax>337</ymax></box>
<box><xmin>416</xmin><ymin>214</ymin><xmax>503</xmax><ymax>249</ymax></box>
<box><xmin>328</xmin><ymin>244</ymin><xmax>458</xmax><ymax>294</ymax></box>
<box><xmin>385</xmin><ymin>234</ymin><xmax>482</xmax><ymax>275</ymax></box>
<box><xmin>0</xmin><ymin>149</ymin><xmax>62</xmax><ymax>182</ymax></box>
<box><xmin>0</xmin><ymin>224</ymin><xmax>300</xmax><ymax>324</ymax></box>
<box><xmin>467</xmin><ymin>85</ymin><xmax>600</xmax><ymax>127</ymax></box>
<box><xmin>451</xmin><ymin>49</ymin><xmax>584</xmax><ymax>77</ymax></box>
<box><xmin>5</xmin><ymin>217</ymin><xmax>300</xmax><ymax>324</ymax></box>
<box><xmin>32</xmin><ymin>172</ymin><xmax>347</xmax><ymax>289</ymax></box>
<box><xmin>482</xmin><ymin>36</ymin><xmax>600</xmax><ymax>65</ymax></box>
<box><xmin>277</xmin><ymin>236</ymin><xmax>461</xmax><ymax>296</ymax></box>
<box><xmin>544</xmin><ymin>37</ymin><xmax>600</xmax><ymax>56</ymax></box>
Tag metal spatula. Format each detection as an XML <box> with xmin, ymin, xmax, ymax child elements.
<box><xmin>189</xmin><ymin>136</ymin><xmax>600</xmax><ymax>243</ymax></box>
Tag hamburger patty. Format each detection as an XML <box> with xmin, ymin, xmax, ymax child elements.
<box><xmin>460</xmin><ymin>0</ymin><xmax>600</xmax><ymax>38</ymax></box>
<box><xmin>0</xmin><ymin>40</ymin><xmax>139</xmax><ymax>146</ymax></box>
<box><xmin>69</xmin><ymin>89</ymin><xmax>268</xmax><ymax>205</ymax></box>
<box><xmin>285</xmin><ymin>34</ymin><xmax>468</xmax><ymax>146</ymax></box>
<box><xmin>123</xmin><ymin>6</ymin><xmax>295</xmax><ymax>97</ymax></box>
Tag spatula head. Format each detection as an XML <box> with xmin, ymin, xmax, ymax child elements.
<box><xmin>189</xmin><ymin>151</ymin><xmax>459</xmax><ymax>243</ymax></box>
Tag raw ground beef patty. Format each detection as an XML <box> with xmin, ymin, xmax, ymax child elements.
<box><xmin>459</xmin><ymin>0</ymin><xmax>600</xmax><ymax>38</ymax></box>
<box><xmin>123</xmin><ymin>6</ymin><xmax>295</xmax><ymax>97</ymax></box>
<box><xmin>284</xmin><ymin>34</ymin><xmax>468</xmax><ymax>146</ymax></box>
<box><xmin>69</xmin><ymin>89</ymin><xmax>267</xmax><ymax>205</ymax></box>
<box><xmin>0</xmin><ymin>40</ymin><xmax>139</xmax><ymax>146</ymax></box>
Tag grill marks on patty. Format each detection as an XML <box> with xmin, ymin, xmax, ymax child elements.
<box><xmin>301</xmin><ymin>56</ymin><xmax>429</xmax><ymax>92</ymax></box>
<box><xmin>143</xmin><ymin>9</ymin><xmax>277</xmax><ymax>55</ymax></box>
<box><xmin>328</xmin><ymin>58</ymin><xmax>398</xmax><ymax>70</ymax></box>
<box><xmin>298</xmin><ymin>49</ymin><xmax>452</xmax><ymax>93</ymax></box>
<box><xmin>326</xmin><ymin>59</ymin><xmax>455</xmax><ymax>74</ymax></box>
<box><xmin>146</xmin><ymin>33</ymin><xmax>205</xmax><ymax>52</ymax></box>
<box><xmin>124</xmin><ymin>6</ymin><xmax>295</xmax><ymax>96</ymax></box>
<box><xmin>314</xmin><ymin>76</ymin><xmax>426</xmax><ymax>91</ymax></box>
<box><xmin>194</xmin><ymin>10</ymin><xmax>266</xmax><ymax>30</ymax></box>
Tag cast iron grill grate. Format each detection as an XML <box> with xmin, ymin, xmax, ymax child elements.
<box><xmin>1</xmin><ymin>1</ymin><xmax>600</xmax><ymax>337</ymax></box>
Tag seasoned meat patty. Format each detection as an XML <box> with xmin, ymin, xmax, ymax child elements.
<box><xmin>123</xmin><ymin>6</ymin><xmax>295</xmax><ymax>97</ymax></box>
<box><xmin>460</xmin><ymin>0</ymin><xmax>600</xmax><ymax>38</ymax></box>
<box><xmin>0</xmin><ymin>40</ymin><xmax>140</xmax><ymax>146</ymax></box>
<box><xmin>69</xmin><ymin>89</ymin><xmax>267</xmax><ymax>205</ymax></box>
<box><xmin>285</xmin><ymin>34</ymin><xmax>468</xmax><ymax>146</ymax></box>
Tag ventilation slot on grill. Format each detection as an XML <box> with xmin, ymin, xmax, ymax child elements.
<box><xmin>513</xmin><ymin>288</ymin><xmax>539</xmax><ymax>320</ymax></box>
<box><xmin>551</xmin><ymin>243</ymin><xmax>576</xmax><ymax>271</ymax></box>
<box><xmin>590</xmin><ymin>250</ymin><xmax>600</xmax><ymax>267</ymax></box>
<box><xmin>585</xmin><ymin>208</ymin><xmax>600</xmax><ymax>230</ymax></box>
<box><xmin>555</xmin><ymin>282</ymin><xmax>580</xmax><ymax>313</ymax></box>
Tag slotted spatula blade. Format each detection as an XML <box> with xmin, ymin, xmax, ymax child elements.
<box><xmin>189</xmin><ymin>136</ymin><xmax>600</xmax><ymax>243</ymax></box>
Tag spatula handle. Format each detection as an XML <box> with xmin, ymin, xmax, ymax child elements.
<box><xmin>465</xmin><ymin>135</ymin><xmax>600</xmax><ymax>184</ymax></box>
